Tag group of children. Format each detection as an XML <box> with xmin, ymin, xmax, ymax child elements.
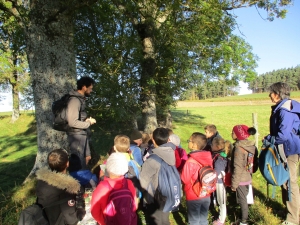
<box><xmin>33</xmin><ymin>123</ymin><xmax>258</xmax><ymax>225</ymax></box>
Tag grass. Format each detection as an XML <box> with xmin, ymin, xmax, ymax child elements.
<box><xmin>0</xmin><ymin>98</ymin><xmax>292</xmax><ymax>225</ymax></box>
<box><xmin>183</xmin><ymin>91</ymin><xmax>300</xmax><ymax>102</ymax></box>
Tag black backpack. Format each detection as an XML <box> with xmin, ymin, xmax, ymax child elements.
<box><xmin>52</xmin><ymin>94</ymin><xmax>80</xmax><ymax>131</ymax></box>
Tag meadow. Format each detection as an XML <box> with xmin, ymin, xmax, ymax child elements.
<box><xmin>0</xmin><ymin>94</ymin><xmax>293</xmax><ymax>225</ymax></box>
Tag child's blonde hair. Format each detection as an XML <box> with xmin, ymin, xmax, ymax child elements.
<box><xmin>114</xmin><ymin>135</ymin><xmax>130</xmax><ymax>153</ymax></box>
<box><xmin>212</xmin><ymin>137</ymin><xmax>233</xmax><ymax>156</ymax></box>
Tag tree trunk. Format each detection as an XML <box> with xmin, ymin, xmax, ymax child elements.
<box><xmin>25</xmin><ymin>0</ymin><xmax>77</xmax><ymax>180</ymax></box>
<box><xmin>137</xmin><ymin>22</ymin><xmax>158</xmax><ymax>134</ymax></box>
<box><xmin>10</xmin><ymin>59</ymin><xmax>20</xmax><ymax>123</ymax></box>
<box><xmin>11</xmin><ymin>76</ymin><xmax>20</xmax><ymax>123</ymax></box>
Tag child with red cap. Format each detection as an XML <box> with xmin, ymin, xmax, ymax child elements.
<box><xmin>230</xmin><ymin>125</ymin><xmax>257</xmax><ymax>225</ymax></box>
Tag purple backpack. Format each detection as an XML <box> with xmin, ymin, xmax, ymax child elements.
<box><xmin>104</xmin><ymin>179</ymin><xmax>137</xmax><ymax>225</ymax></box>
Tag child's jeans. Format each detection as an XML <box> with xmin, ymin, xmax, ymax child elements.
<box><xmin>216</xmin><ymin>183</ymin><xmax>227</xmax><ymax>223</ymax></box>
<box><xmin>186</xmin><ymin>196</ymin><xmax>210</xmax><ymax>225</ymax></box>
<box><xmin>236</xmin><ymin>185</ymin><xmax>249</xmax><ymax>222</ymax></box>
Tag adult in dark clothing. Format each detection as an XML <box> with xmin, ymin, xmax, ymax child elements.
<box><xmin>204</xmin><ymin>124</ymin><xmax>222</xmax><ymax>151</ymax></box>
<box><xmin>66</xmin><ymin>77</ymin><xmax>96</xmax><ymax>169</ymax></box>
<box><xmin>36</xmin><ymin>149</ymin><xmax>85</xmax><ymax>225</ymax></box>
<box><xmin>265</xmin><ymin>82</ymin><xmax>300</xmax><ymax>225</ymax></box>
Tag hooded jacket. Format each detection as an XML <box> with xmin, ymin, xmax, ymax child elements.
<box><xmin>36</xmin><ymin>167</ymin><xmax>82</xmax><ymax>225</ymax></box>
<box><xmin>181</xmin><ymin>150</ymin><xmax>212</xmax><ymax>201</ymax></box>
<box><xmin>66</xmin><ymin>90</ymin><xmax>90</xmax><ymax>135</ymax></box>
<box><xmin>231</xmin><ymin>140</ymin><xmax>256</xmax><ymax>190</ymax></box>
<box><xmin>266</xmin><ymin>99</ymin><xmax>300</xmax><ymax>156</ymax></box>
<box><xmin>139</xmin><ymin>144</ymin><xmax>176</xmax><ymax>204</ymax></box>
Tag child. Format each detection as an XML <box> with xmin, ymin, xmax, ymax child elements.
<box><xmin>129</xmin><ymin>130</ymin><xmax>144</xmax><ymax>166</ymax></box>
<box><xmin>230</xmin><ymin>125</ymin><xmax>256</xmax><ymax>225</ymax></box>
<box><xmin>91</xmin><ymin>152</ymin><xmax>138</xmax><ymax>225</ymax></box>
<box><xmin>114</xmin><ymin>135</ymin><xmax>142</xmax><ymax>199</ymax></box>
<box><xmin>211</xmin><ymin>137</ymin><xmax>232</xmax><ymax>225</ymax></box>
<box><xmin>139</xmin><ymin>127</ymin><xmax>180</xmax><ymax>225</ymax></box>
<box><xmin>204</xmin><ymin>124</ymin><xmax>222</xmax><ymax>151</ymax></box>
<box><xmin>181</xmin><ymin>132</ymin><xmax>212</xmax><ymax>225</ymax></box>
<box><xmin>69</xmin><ymin>153</ymin><xmax>99</xmax><ymax>189</ymax></box>
<box><xmin>36</xmin><ymin>149</ymin><xmax>85</xmax><ymax>225</ymax></box>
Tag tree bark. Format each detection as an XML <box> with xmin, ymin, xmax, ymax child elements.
<box><xmin>136</xmin><ymin>22</ymin><xmax>158</xmax><ymax>134</ymax></box>
<box><xmin>11</xmin><ymin>57</ymin><xmax>20</xmax><ymax>123</ymax></box>
<box><xmin>10</xmin><ymin>72</ymin><xmax>20</xmax><ymax>123</ymax></box>
<box><xmin>24</xmin><ymin>0</ymin><xmax>77</xmax><ymax>180</ymax></box>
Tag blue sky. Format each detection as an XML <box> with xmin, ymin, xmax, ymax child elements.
<box><xmin>233</xmin><ymin>2</ymin><xmax>300</xmax><ymax>94</ymax></box>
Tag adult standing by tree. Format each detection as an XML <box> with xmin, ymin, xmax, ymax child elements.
<box><xmin>67</xmin><ymin>77</ymin><xmax>96</xmax><ymax>169</ymax></box>
<box><xmin>265</xmin><ymin>82</ymin><xmax>300</xmax><ymax>225</ymax></box>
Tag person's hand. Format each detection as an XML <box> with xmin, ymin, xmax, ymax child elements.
<box><xmin>231</xmin><ymin>187</ymin><xmax>236</xmax><ymax>192</ymax></box>
<box><xmin>86</xmin><ymin>117</ymin><xmax>96</xmax><ymax>125</ymax></box>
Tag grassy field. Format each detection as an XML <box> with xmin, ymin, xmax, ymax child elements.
<box><xmin>185</xmin><ymin>91</ymin><xmax>300</xmax><ymax>102</ymax></box>
<box><xmin>0</xmin><ymin>97</ymin><xmax>292</xmax><ymax>225</ymax></box>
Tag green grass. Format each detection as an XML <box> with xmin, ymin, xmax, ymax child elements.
<box><xmin>184</xmin><ymin>91</ymin><xmax>300</xmax><ymax>102</ymax></box>
<box><xmin>0</xmin><ymin>101</ymin><xmax>291</xmax><ymax>225</ymax></box>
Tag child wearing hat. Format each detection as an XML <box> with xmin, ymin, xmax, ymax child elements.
<box><xmin>90</xmin><ymin>152</ymin><xmax>138</xmax><ymax>225</ymax></box>
<box><xmin>230</xmin><ymin>125</ymin><xmax>257</xmax><ymax>225</ymax></box>
<box><xmin>129</xmin><ymin>130</ymin><xmax>144</xmax><ymax>166</ymax></box>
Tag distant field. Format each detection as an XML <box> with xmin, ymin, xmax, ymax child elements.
<box><xmin>183</xmin><ymin>91</ymin><xmax>300</xmax><ymax>102</ymax></box>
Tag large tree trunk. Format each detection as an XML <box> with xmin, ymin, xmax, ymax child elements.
<box><xmin>25</xmin><ymin>0</ymin><xmax>77</xmax><ymax>180</ymax></box>
<box><xmin>137</xmin><ymin>22</ymin><xmax>158</xmax><ymax>134</ymax></box>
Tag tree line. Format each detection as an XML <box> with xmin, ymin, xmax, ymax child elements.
<box><xmin>248</xmin><ymin>65</ymin><xmax>300</xmax><ymax>93</ymax></box>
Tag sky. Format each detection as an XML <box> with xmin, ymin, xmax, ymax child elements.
<box><xmin>1</xmin><ymin>2</ymin><xmax>299</xmax><ymax>111</ymax></box>
<box><xmin>234</xmin><ymin>1</ymin><xmax>300</xmax><ymax>94</ymax></box>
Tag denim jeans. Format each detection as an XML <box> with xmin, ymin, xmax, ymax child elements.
<box><xmin>186</xmin><ymin>196</ymin><xmax>210</xmax><ymax>225</ymax></box>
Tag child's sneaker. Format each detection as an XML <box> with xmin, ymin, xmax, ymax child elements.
<box><xmin>213</xmin><ymin>219</ymin><xmax>224</xmax><ymax>225</ymax></box>
<box><xmin>230</xmin><ymin>221</ymin><xmax>248</xmax><ymax>225</ymax></box>
<box><xmin>281</xmin><ymin>221</ymin><xmax>298</xmax><ymax>225</ymax></box>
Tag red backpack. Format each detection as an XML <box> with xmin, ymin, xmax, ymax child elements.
<box><xmin>104</xmin><ymin>179</ymin><xmax>137</xmax><ymax>225</ymax></box>
<box><xmin>190</xmin><ymin>159</ymin><xmax>217</xmax><ymax>197</ymax></box>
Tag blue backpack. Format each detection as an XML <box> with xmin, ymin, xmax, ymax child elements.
<box><xmin>259</xmin><ymin>137</ymin><xmax>290</xmax><ymax>199</ymax></box>
<box><xmin>126</xmin><ymin>157</ymin><xmax>142</xmax><ymax>199</ymax></box>
<box><xmin>149</xmin><ymin>154</ymin><xmax>181</xmax><ymax>212</ymax></box>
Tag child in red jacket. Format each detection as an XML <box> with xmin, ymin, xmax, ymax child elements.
<box><xmin>181</xmin><ymin>132</ymin><xmax>212</xmax><ymax>225</ymax></box>
<box><xmin>91</xmin><ymin>152</ymin><xmax>138</xmax><ymax>225</ymax></box>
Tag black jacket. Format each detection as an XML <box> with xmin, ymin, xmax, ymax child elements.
<box><xmin>36</xmin><ymin>167</ymin><xmax>83</xmax><ymax>225</ymax></box>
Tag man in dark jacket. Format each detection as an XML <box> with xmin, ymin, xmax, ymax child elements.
<box><xmin>266</xmin><ymin>82</ymin><xmax>300</xmax><ymax>225</ymax></box>
<box><xmin>36</xmin><ymin>149</ymin><xmax>85</xmax><ymax>225</ymax></box>
<box><xmin>66</xmin><ymin>77</ymin><xmax>96</xmax><ymax>169</ymax></box>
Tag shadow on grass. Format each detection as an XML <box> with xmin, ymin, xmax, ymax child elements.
<box><xmin>0</xmin><ymin>119</ymin><xmax>37</xmax><ymax>194</ymax></box>
<box><xmin>171</xmin><ymin>110</ymin><xmax>205</xmax><ymax>126</ymax></box>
